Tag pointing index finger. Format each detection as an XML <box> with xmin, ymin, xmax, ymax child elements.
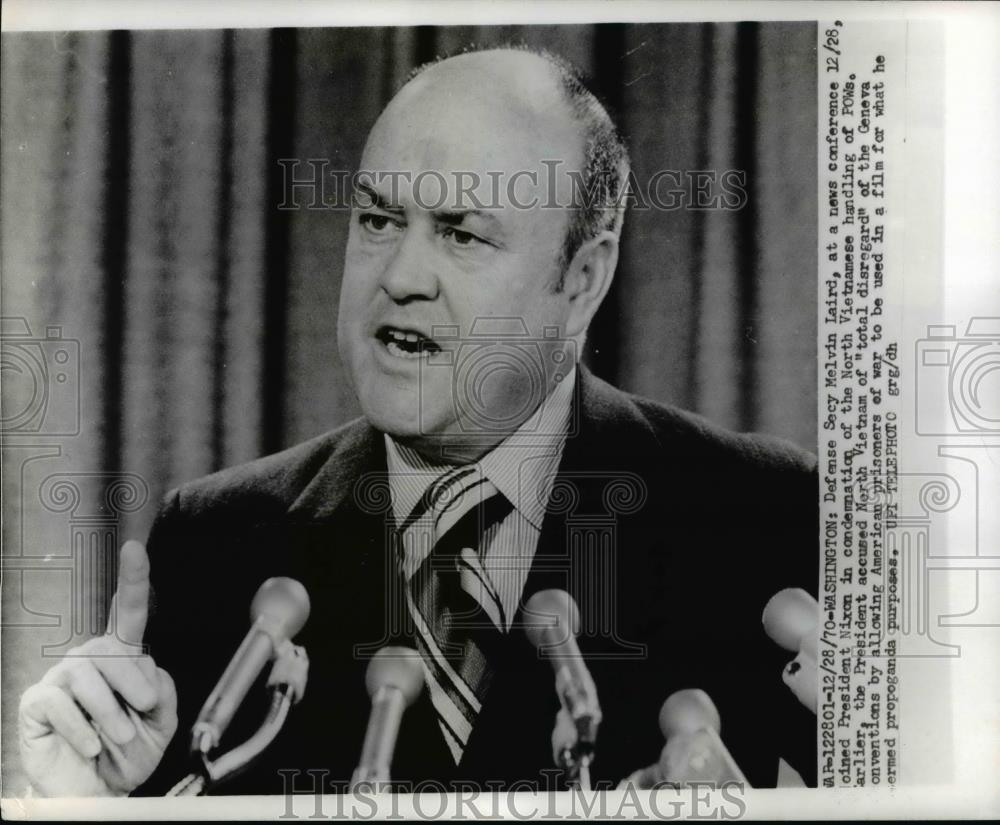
<box><xmin>107</xmin><ymin>540</ymin><xmax>151</xmax><ymax>646</ymax></box>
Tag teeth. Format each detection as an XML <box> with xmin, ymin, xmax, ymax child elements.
<box><xmin>385</xmin><ymin>340</ymin><xmax>429</xmax><ymax>360</ymax></box>
<box><xmin>386</xmin><ymin>328</ymin><xmax>423</xmax><ymax>343</ymax></box>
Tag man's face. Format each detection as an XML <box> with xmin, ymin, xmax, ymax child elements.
<box><xmin>337</xmin><ymin>60</ymin><xmax>582</xmax><ymax>457</ymax></box>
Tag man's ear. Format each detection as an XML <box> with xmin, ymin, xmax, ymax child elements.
<box><xmin>561</xmin><ymin>230</ymin><xmax>620</xmax><ymax>339</ymax></box>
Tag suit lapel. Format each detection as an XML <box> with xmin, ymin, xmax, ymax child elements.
<box><xmin>521</xmin><ymin>365</ymin><xmax>666</xmax><ymax>653</ymax></box>
<box><xmin>286</xmin><ymin>419</ymin><xmax>383</xmax><ymax>523</ymax></box>
<box><xmin>284</xmin><ymin>422</ymin><xmax>395</xmax><ymax>662</ymax></box>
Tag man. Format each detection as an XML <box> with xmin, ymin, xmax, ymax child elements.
<box><xmin>18</xmin><ymin>46</ymin><xmax>817</xmax><ymax>796</ymax></box>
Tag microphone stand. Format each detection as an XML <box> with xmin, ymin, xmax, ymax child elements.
<box><xmin>552</xmin><ymin>708</ymin><xmax>595</xmax><ymax>792</ymax></box>
<box><xmin>167</xmin><ymin>644</ymin><xmax>308</xmax><ymax>796</ymax></box>
<box><xmin>561</xmin><ymin>749</ymin><xmax>593</xmax><ymax>792</ymax></box>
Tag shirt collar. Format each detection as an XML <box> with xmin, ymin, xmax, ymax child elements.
<box><xmin>384</xmin><ymin>367</ymin><xmax>576</xmax><ymax>530</ymax></box>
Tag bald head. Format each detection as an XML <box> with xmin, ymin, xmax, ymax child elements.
<box><xmin>365</xmin><ymin>46</ymin><xmax>630</xmax><ymax>272</ymax></box>
<box><xmin>392</xmin><ymin>48</ymin><xmax>576</xmax><ymax>137</ymax></box>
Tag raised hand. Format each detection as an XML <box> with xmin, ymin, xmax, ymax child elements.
<box><xmin>19</xmin><ymin>540</ymin><xmax>178</xmax><ymax>797</ymax></box>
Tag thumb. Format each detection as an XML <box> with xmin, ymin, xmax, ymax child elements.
<box><xmin>107</xmin><ymin>540</ymin><xmax>151</xmax><ymax>646</ymax></box>
<box><xmin>145</xmin><ymin>667</ymin><xmax>178</xmax><ymax>734</ymax></box>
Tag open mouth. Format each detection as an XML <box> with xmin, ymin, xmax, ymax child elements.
<box><xmin>375</xmin><ymin>325</ymin><xmax>442</xmax><ymax>360</ymax></box>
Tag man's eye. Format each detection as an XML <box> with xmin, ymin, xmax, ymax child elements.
<box><xmin>358</xmin><ymin>213</ymin><xmax>401</xmax><ymax>234</ymax></box>
<box><xmin>442</xmin><ymin>226</ymin><xmax>484</xmax><ymax>247</ymax></box>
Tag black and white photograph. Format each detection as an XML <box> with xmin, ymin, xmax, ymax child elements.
<box><xmin>1</xmin><ymin>1</ymin><xmax>997</xmax><ymax>819</ymax></box>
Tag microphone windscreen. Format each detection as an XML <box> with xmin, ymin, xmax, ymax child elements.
<box><xmin>659</xmin><ymin>689</ymin><xmax>721</xmax><ymax>739</ymax></box>
<box><xmin>762</xmin><ymin>587</ymin><xmax>818</xmax><ymax>652</ymax></box>
<box><xmin>523</xmin><ymin>589</ymin><xmax>581</xmax><ymax>649</ymax></box>
<box><xmin>365</xmin><ymin>647</ymin><xmax>425</xmax><ymax>707</ymax></box>
<box><xmin>250</xmin><ymin>577</ymin><xmax>311</xmax><ymax>638</ymax></box>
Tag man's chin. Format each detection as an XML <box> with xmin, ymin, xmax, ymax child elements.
<box><xmin>359</xmin><ymin>391</ymin><xmax>444</xmax><ymax>440</ymax></box>
<box><xmin>355</xmin><ymin>383</ymin><xmax>513</xmax><ymax>461</ymax></box>
<box><xmin>362</xmin><ymin>406</ymin><xmax>423</xmax><ymax>440</ymax></box>
<box><xmin>361</xmin><ymin>404</ymin><xmax>474</xmax><ymax>461</ymax></box>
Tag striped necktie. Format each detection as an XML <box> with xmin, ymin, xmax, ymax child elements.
<box><xmin>396</xmin><ymin>464</ymin><xmax>514</xmax><ymax>763</ymax></box>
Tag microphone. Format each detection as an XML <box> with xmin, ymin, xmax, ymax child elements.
<box><xmin>762</xmin><ymin>588</ymin><xmax>818</xmax><ymax>713</ymax></box>
<box><xmin>350</xmin><ymin>647</ymin><xmax>425</xmax><ymax>789</ymax></box>
<box><xmin>524</xmin><ymin>590</ymin><xmax>602</xmax><ymax>770</ymax></box>
<box><xmin>190</xmin><ymin>577</ymin><xmax>311</xmax><ymax>756</ymax></box>
<box><xmin>658</xmin><ymin>689</ymin><xmax>747</xmax><ymax>784</ymax></box>
<box><xmin>620</xmin><ymin>689</ymin><xmax>747</xmax><ymax>789</ymax></box>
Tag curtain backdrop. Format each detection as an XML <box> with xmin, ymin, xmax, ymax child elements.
<box><xmin>1</xmin><ymin>23</ymin><xmax>816</xmax><ymax>788</ymax></box>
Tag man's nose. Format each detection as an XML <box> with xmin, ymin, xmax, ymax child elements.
<box><xmin>378</xmin><ymin>227</ymin><xmax>439</xmax><ymax>303</ymax></box>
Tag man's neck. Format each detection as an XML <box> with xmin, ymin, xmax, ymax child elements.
<box><xmin>392</xmin><ymin>435</ymin><xmax>500</xmax><ymax>466</ymax></box>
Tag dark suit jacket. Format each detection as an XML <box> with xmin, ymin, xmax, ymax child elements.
<box><xmin>137</xmin><ymin>367</ymin><xmax>817</xmax><ymax>795</ymax></box>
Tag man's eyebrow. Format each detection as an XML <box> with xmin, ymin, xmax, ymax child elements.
<box><xmin>434</xmin><ymin>209</ymin><xmax>503</xmax><ymax>230</ymax></box>
<box><xmin>355</xmin><ymin>182</ymin><xmax>403</xmax><ymax>213</ymax></box>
